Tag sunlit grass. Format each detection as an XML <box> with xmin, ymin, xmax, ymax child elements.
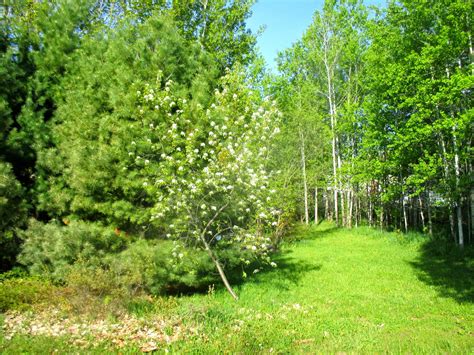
<box><xmin>1</xmin><ymin>222</ymin><xmax>473</xmax><ymax>353</ymax></box>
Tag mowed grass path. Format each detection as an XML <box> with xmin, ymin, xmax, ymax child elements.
<box><xmin>1</xmin><ymin>223</ymin><xmax>473</xmax><ymax>353</ymax></box>
<box><xmin>172</xmin><ymin>224</ymin><xmax>473</xmax><ymax>353</ymax></box>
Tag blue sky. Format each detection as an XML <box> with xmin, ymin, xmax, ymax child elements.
<box><xmin>247</xmin><ymin>0</ymin><xmax>386</xmax><ymax>71</ymax></box>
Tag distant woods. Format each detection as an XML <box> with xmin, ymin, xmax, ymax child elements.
<box><xmin>274</xmin><ymin>0</ymin><xmax>472</xmax><ymax>246</ymax></box>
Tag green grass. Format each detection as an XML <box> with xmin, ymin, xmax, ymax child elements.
<box><xmin>1</xmin><ymin>223</ymin><xmax>473</xmax><ymax>353</ymax></box>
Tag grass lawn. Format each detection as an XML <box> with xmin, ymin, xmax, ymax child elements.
<box><xmin>1</xmin><ymin>223</ymin><xmax>473</xmax><ymax>353</ymax></box>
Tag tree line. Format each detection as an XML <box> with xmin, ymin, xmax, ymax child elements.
<box><xmin>274</xmin><ymin>0</ymin><xmax>472</xmax><ymax>247</ymax></box>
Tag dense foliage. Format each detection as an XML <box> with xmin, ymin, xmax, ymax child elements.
<box><xmin>0</xmin><ymin>0</ymin><xmax>472</xmax><ymax>297</ymax></box>
<box><xmin>274</xmin><ymin>0</ymin><xmax>472</xmax><ymax>246</ymax></box>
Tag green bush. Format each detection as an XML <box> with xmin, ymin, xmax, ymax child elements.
<box><xmin>106</xmin><ymin>239</ymin><xmax>216</xmax><ymax>295</ymax></box>
<box><xmin>106</xmin><ymin>239</ymin><xmax>254</xmax><ymax>295</ymax></box>
<box><xmin>0</xmin><ymin>277</ymin><xmax>55</xmax><ymax>311</ymax></box>
<box><xmin>18</xmin><ymin>219</ymin><xmax>127</xmax><ymax>281</ymax></box>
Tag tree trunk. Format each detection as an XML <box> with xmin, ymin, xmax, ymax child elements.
<box><xmin>426</xmin><ymin>191</ymin><xmax>433</xmax><ymax>236</ymax></box>
<box><xmin>314</xmin><ymin>187</ymin><xmax>319</xmax><ymax>224</ymax></box>
<box><xmin>453</xmin><ymin>129</ymin><xmax>464</xmax><ymax>247</ymax></box>
<box><xmin>440</xmin><ymin>137</ymin><xmax>456</xmax><ymax>242</ymax></box>
<box><xmin>200</xmin><ymin>234</ymin><xmax>238</xmax><ymax>300</ymax></box>
<box><xmin>419</xmin><ymin>195</ymin><xmax>426</xmax><ymax>232</ymax></box>
<box><xmin>348</xmin><ymin>189</ymin><xmax>353</xmax><ymax>228</ymax></box>
<box><xmin>299</xmin><ymin>130</ymin><xmax>309</xmax><ymax>225</ymax></box>
<box><xmin>199</xmin><ymin>203</ymin><xmax>238</xmax><ymax>300</ymax></box>
<box><xmin>325</xmin><ymin>190</ymin><xmax>330</xmax><ymax>220</ymax></box>
<box><xmin>368</xmin><ymin>184</ymin><xmax>373</xmax><ymax>227</ymax></box>
<box><xmin>402</xmin><ymin>195</ymin><xmax>408</xmax><ymax>233</ymax></box>
<box><xmin>324</xmin><ymin>53</ymin><xmax>339</xmax><ymax>226</ymax></box>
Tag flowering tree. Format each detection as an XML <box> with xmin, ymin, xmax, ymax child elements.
<box><xmin>129</xmin><ymin>69</ymin><xmax>281</xmax><ymax>299</ymax></box>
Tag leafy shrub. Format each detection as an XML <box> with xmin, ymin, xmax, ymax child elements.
<box><xmin>18</xmin><ymin>219</ymin><xmax>127</xmax><ymax>281</ymax></box>
<box><xmin>106</xmin><ymin>239</ymin><xmax>255</xmax><ymax>295</ymax></box>
<box><xmin>0</xmin><ymin>277</ymin><xmax>55</xmax><ymax>311</ymax></box>
<box><xmin>106</xmin><ymin>239</ymin><xmax>215</xmax><ymax>295</ymax></box>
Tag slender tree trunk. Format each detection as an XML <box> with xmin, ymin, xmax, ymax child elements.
<box><xmin>402</xmin><ymin>195</ymin><xmax>408</xmax><ymax>233</ymax></box>
<box><xmin>452</xmin><ymin>128</ymin><xmax>464</xmax><ymax>247</ymax></box>
<box><xmin>469</xmin><ymin>187</ymin><xmax>474</xmax><ymax>243</ymax></box>
<box><xmin>348</xmin><ymin>189</ymin><xmax>353</xmax><ymax>228</ymax></box>
<box><xmin>356</xmin><ymin>192</ymin><xmax>361</xmax><ymax>227</ymax></box>
<box><xmin>325</xmin><ymin>190</ymin><xmax>330</xmax><ymax>220</ymax></box>
<box><xmin>199</xmin><ymin>203</ymin><xmax>238</xmax><ymax>300</ymax></box>
<box><xmin>440</xmin><ymin>137</ymin><xmax>456</xmax><ymax>242</ymax></box>
<box><xmin>379</xmin><ymin>200</ymin><xmax>384</xmax><ymax>230</ymax></box>
<box><xmin>299</xmin><ymin>130</ymin><xmax>309</xmax><ymax>225</ymax></box>
<box><xmin>426</xmin><ymin>191</ymin><xmax>433</xmax><ymax>236</ymax></box>
<box><xmin>367</xmin><ymin>184</ymin><xmax>373</xmax><ymax>227</ymax></box>
<box><xmin>314</xmin><ymin>187</ymin><xmax>319</xmax><ymax>224</ymax></box>
<box><xmin>419</xmin><ymin>195</ymin><xmax>426</xmax><ymax>232</ymax></box>
<box><xmin>324</xmin><ymin>54</ymin><xmax>339</xmax><ymax>226</ymax></box>
<box><xmin>200</xmin><ymin>235</ymin><xmax>238</xmax><ymax>300</ymax></box>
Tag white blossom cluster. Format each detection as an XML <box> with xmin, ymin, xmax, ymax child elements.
<box><xmin>129</xmin><ymin>70</ymin><xmax>282</xmax><ymax>265</ymax></box>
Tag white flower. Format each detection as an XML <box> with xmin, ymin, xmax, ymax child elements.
<box><xmin>178</xmin><ymin>166</ymin><xmax>184</xmax><ymax>171</ymax></box>
<box><xmin>211</xmin><ymin>206</ymin><xmax>217</xmax><ymax>211</ymax></box>
<box><xmin>270</xmin><ymin>262</ymin><xmax>277</xmax><ymax>268</ymax></box>
<box><xmin>144</xmin><ymin>159</ymin><xmax>150</xmax><ymax>164</ymax></box>
<box><xmin>143</xmin><ymin>182</ymin><xmax>148</xmax><ymax>187</ymax></box>
<box><xmin>201</xmin><ymin>204</ymin><xmax>206</xmax><ymax>209</ymax></box>
<box><xmin>233</xmin><ymin>93</ymin><xmax>237</xmax><ymax>100</ymax></box>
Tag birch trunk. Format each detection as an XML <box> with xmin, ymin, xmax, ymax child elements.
<box><xmin>418</xmin><ymin>195</ymin><xmax>426</xmax><ymax>232</ymax></box>
<box><xmin>402</xmin><ymin>195</ymin><xmax>408</xmax><ymax>233</ymax></box>
<box><xmin>314</xmin><ymin>187</ymin><xmax>319</xmax><ymax>224</ymax></box>
<box><xmin>440</xmin><ymin>137</ymin><xmax>456</xmax><ymax>242</ymax></box>
<box><xmin>299</xmin><ymin>129</ymin><xmax>309</xmax><ymax>225</ymax></box>
<box><xmin>426</xmin><ymin>191</ymin><xmax>433</xmax><ymax>236</ymax></box>
<box><xmin>452</xmin><ymin>129</ymin><xmax>464</xmax><ymax>247</ymax></box>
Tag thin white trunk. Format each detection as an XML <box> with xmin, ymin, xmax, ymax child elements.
<box><xmin>402</xmin><ymin>195</ymin><xmax>408</xmax><ymax>233</ymax></box>
<box><xmin>299</xmin><ymin>130</ymin><xmax>309</xmax><ymax>225</ymax></box>
<box><xmin>426</xmin><ymin>191</ymin><xmax>433</xmax><ymax>236</ymax></box>
<box><xmin>325</xmin><ymin>190</ymin><xmax>330</xmax><ymax>220</ymax></box>
<box><xmin>418</xmin><ymin>196</ymin><xmax>426</xmax><ymax>231</ymax></box>
<box><xmin>453</xmin><ymin>129</ymin><xmax>464</xmax><ymax>247</ymax></box>
<box><xmin>440</xmin><ymin>137</ymin><xmax>456</xmax><ymax>242</ymax></box>
<box><xmin>348</xmin><ymin>189</ymin><xmax>353</xmax><ymax>228</ymax></box>
<box><xmin>367</xmin><ymin>184</ymin><xmax>373</xmax><ymax>227</ymax></box>
<box><xmin>323</xmin><ymin>35</ymin><xmax>339</xmax><ymax>226</ymax></box>
<box><xmin>314</xmin><ymin>187</ymin><xmax>319</xmax><ymax>224</ymax></box>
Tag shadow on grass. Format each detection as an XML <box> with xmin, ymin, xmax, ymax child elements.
<box><xmin>286</xmin><ymin>223</ymin><xmax>341</xmax><ymax>243</ymax></box>
<box><xmin>242</xmin><ymin>249</ymin><xmax>322</xmax><ymax>291</ymax></box>
<box><xmin>409</xmin><ymin>239</ymin><xmax>474</xmax><ymax>304</ymax></box>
